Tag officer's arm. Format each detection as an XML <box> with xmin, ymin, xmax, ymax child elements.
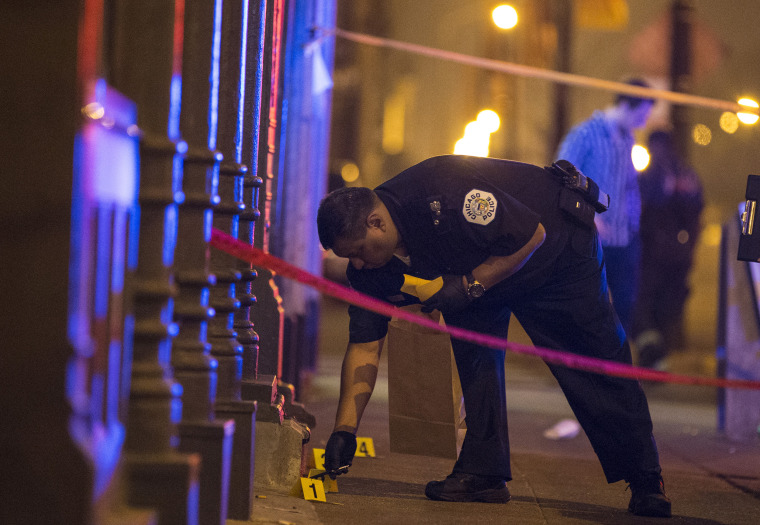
<box><xmin>472</xmin><ymin>222</ymin><xmax>546</xmax><ymax>290</ymax></box>
<box><xmin>333</xmin><ymin>338</ymin><xmax>385</xmax><ymax>433</ymax></box>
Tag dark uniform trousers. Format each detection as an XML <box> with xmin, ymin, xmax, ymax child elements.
<box><xmin>444</xmin><ymin>221</ymin><xmax>661</xmax><ymax>484</ymax></box>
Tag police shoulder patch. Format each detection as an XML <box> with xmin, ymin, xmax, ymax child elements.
<box><xmin>462</xmin><ymin>189</ymin><xmax>497</xmax><ymax>225</ymax></box>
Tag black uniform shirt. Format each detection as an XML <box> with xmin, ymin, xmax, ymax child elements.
<box><xmin>347</xmin><ymin>155</ymin><xmax>570</xmax><ymax>343</ymax></box>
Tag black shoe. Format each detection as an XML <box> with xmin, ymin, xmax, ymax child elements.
<box><xmin>627</xmin><ymin>473</ymin><xmax>672</xmax><ymax>517</ymax></box>
<box><xmin>425</xmin><ymin>472</ymin><xmax>511</xmax><ymax>503</ymax></box>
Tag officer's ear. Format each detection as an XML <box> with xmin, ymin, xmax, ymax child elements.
<box><xmin>365</xmin><ymin>209</ymin><xmax>386</xmax><ymax>232</ymax></box>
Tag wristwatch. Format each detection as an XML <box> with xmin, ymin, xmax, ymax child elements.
<box><xmin>465</xmin><ymin>273</ymin><xmax>486</xmax><ymax>299</ymax></box>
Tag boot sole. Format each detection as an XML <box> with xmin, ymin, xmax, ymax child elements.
<box><xmin>629</xmin><ymin>498</ymin><xmax>672</xmax><ymax>517</ymax></box>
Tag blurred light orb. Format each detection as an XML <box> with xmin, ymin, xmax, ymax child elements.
<box><xmin>82</xmin><ymin>102</ymin><xmax>105</xmax><ymax>120</ymax></box>
<box><xmin>455</xmin><ymin>109</ymin><xmax>500</xmax><ymax>157</ymax></box>
<box><xmin>692</xmin><ymin>124</ymin><xmax>712</xmax><ymax>146</ymax></box>
<box><xmin>464</xmin><ymin>120</ymin><xmax>489</xmax><ymax>137</ymax></box>
<box><xmin>737</xmin><ymin>113</ymin><xmax>758</xmax><ymax>125</ymax></box>
<box><xmin>464</xmin><ymin>120</ymin><xmax>491</xmax><ymax>141</ymax></box>
<box><xmin>737</xmin><ymin>97</ymin><xmax>759</xmax><ymax>125</ymax></box>
<box><xmin>454</xmin><ymin>137</ymin><xmax>489</xmax><ymax>157</ymax></box>
<box><xmin>477</xmin><ymin>109</ymin><xmax>501</xmax><ymax>133</ymax></box>
<box><xmin>492</xmin><ymin>5</ymin><xmax>518</xmax><ymax>29</ymax></box>
<box><xmin>631</xmin><ymin>144</ymin><xmax>650</xmax><ymax>171</ymax></box>
<box><xmin>454</xmin><ymin>138</ymin><xmax>469</xmax><ymax>154</ymax></box>
<box><xmin>719</xmin><ymin>112</ymin><xmax>739</xmax><ymax>134</ymax></box>
<box><xmin>340</xmin><ymin>161</ymin><xmax>360</xmax><ymax>183</ymax></box>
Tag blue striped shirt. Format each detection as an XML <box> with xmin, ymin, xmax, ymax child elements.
<box><xmin>556</xmin><ymin>111</ymin><xmax>640</xmax><ymax>247</ymax></box>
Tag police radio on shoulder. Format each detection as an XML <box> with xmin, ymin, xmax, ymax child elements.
<box><xmin>551</xmin><ymin>160</ymin><xmax>610</xmax><ymax>213</ymax></box>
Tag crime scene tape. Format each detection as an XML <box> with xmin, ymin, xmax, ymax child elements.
<box><xmin>315</xmin><ymin>26</ymin><xmax>756</xmax><ymax>115</ymax></box>
<box><xmin>210</xmin><ymin>228</ymin><xmax>760</xmax><ymax>391</ymax></box>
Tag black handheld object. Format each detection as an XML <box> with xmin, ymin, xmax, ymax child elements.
<box><xmin>738</xmin><ymin>174</ymin><xmax>760</xmax><ymax>261</ymax></box>
<box><xmin>420</xmin><ymin>274</ymin><xmax>472</xmax><ymax>314</ymax></box>
<box><xmin>324</xmin><ymin>431</ymin><xmax>357</xmax><ymax>479</ymax></box>
<box><xmin>310</xmin><ymin>465</ymin><xmax>350</xmax><ymax>480</ymax></box>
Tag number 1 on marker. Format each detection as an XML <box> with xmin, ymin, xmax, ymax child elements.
<box><xmin>300</xmin><ymin>478</ymin><xmax>326</xmax><ymax>502</ymax></box>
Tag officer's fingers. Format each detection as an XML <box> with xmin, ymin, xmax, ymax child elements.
<box><xmin>324</xmin><ymin>450</ymin><xmax>340</xmax><ymax>471</ymax></box>
<box><xmin>341</xmin><ymin>446</ymin><xmax>355</xmax><ymax>464</ymax></box>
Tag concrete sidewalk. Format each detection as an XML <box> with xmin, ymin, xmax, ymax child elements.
<box><xmin>247</xmin><ymin>298</ymin><xmax>760</xmax><ymax>524</ymax></box>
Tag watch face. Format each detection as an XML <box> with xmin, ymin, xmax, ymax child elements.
<box><xmin>468</xmin><ymin>282</ymin><xmax>485</xmax><ymax>299</ymax></box>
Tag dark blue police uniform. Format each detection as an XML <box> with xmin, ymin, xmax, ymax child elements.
<box><xmin>346</xmin><ymin>155</ymin><xmax>661</xmax><ymax>484</ymax></box>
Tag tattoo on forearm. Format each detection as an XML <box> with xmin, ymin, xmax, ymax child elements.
<box><xmin>335</xmin><ymin>362</ymin><xmax>378</xmax><ymax>432</ymax></box>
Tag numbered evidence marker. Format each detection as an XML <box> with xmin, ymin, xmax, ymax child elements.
<box><xmin>308</xmin><ymin>469</ymin><xmax>338</xmax><ymax>492</ymax></box>
<box><xmin>293</xmin><ymin>477</ymin><xmax>327</xmax><ymax>502</ymax></box>
<box><xmin>354</xmin><ymin>437</ymin><xmax>376</xmax><ymax>457</ymax></box>
<box><xmin>313</xmin><ymin>437</ymin><xmax>374</xmax><ymax>466</ymax></box>
<box><xmin>311</xmin><ymin>448</ymin><xmax>326</xmax><ymax>470</ymax></box>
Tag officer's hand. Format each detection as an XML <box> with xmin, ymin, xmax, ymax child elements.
<box><xmin>324</xmin><ymin>431</ymin><xmax>357</xmax><ymax>479</ymax></box>
<box><xmin>421</xmin><ymin>274</ymin><xmax>471</xmax><ymax>314</ymax></box>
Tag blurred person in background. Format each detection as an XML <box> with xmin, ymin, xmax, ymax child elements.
<box><xmin>556</xmin><ymin>79</ymin><xmax>655</xmax><ymax>335</ymax></box>
<box><xmin>544</xmin><ymin>79</ymin><xmax>655</xmax><ymax>445</ymax></box>
<box><xmin>633</xmin><ymin>130</ymin><xmax>703</xmax><ymax>369</ymax></box>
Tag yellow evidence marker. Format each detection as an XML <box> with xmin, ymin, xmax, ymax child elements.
<box><xmin>309</xmin><ymin>469</ymin><xmax>339</xmax><ymax>492</ymax></box>
<box><xmin>293</xmin><ymin>477</ymin><xmax>327</xmax><ymax>502</ymax></box>
<box><xmin>354</xmin><ymin>437</ymin><xmax>376</xmax><ymax>458</ymax></box>
<box><xmin>311</xmin><ymin>447</ymin><xmax>326</xmax><ymax>470</ymax></box>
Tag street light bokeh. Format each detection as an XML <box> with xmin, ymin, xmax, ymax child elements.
<box><xmin>632</xmin><ymin>144</ymin><xmax>650</xmax><ymax>171</ymax></box>
<box><xmin>453</xmin><ymin>109</ymin><xmax>501</xmax><ymax>157</ymax></box>
<box><xmin>492</xmin><ymin>5</ymin><xmax>518</xmax><ymax>30</ymax></box>
<box><xmin>737</xmin><ymin>97</ymin><xmax>759</xmax><ymax>125</ymax></box>
<box><xmin>692</xmin><ymin>123</ymin><xmax>712</xmax><ymax>146</ymax></box>
<box><xmin>340</xmin><ymin>161</ymin><xmax>360</xmax><ymax>183</ymax></box>
<box><xmin>719</xmin><ymin>111</ymin><xmax>739</xmax><ymax>134</ymax></box>
<box><xmin>477</xmin><ymin>109</ymin><xmax>501</xmax><ymax>133</ymax></box>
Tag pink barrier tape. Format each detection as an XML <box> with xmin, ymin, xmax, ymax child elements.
<box><xmin>211</xmin><ymin>228</ymin><xmax>760</xmax><ymax>390</ymax></box>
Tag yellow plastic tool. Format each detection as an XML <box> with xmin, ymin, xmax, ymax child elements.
<box><xmin>401</xmin><ymin>274</ymin><xmax>444</xmax><ymax>302</ymax></box>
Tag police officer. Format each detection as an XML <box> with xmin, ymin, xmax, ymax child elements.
<box><xmin>316</xmin><ymin>155</ymin><xmax>671</xmax><ymax>517</ymax></box>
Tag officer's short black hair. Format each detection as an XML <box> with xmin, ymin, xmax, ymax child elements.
<box><xmin>615</xmin><ymin>78</ymin><xmax>654</xmax><ymax>109</ymax></box>
<box><xmin>317</xmin><ymin>186</ymin><xmax>377</xmax><ymax>250</ymax></box>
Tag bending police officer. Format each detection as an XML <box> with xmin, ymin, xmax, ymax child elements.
<box><xmin>316</xmin><ymin>155</ymin><xmax>671</xmax><ymax>517</ymax></box>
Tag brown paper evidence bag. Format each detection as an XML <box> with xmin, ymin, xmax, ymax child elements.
<box><xmin>386</xmin><ymin>304</ymin><xmax>466</xmax><ymax>460</ymax></box>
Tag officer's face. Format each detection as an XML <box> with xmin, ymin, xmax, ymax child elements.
<box><xmin>333</xmin><ymin>227</ymin><xmax>396</xmax><ymax>270</ymax></box>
